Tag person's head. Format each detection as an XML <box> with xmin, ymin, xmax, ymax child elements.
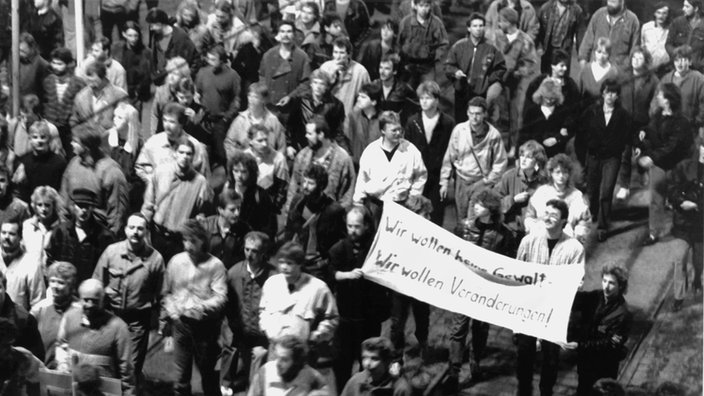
<box><xmin>71</xmin><ymin>188</ymin><xmax>98</xmax><ymax>226</ymax></box>
<box><xmin>0</xmin><ymin>119</ymin><xmax>7</xmax><ymax>152</ymax></box>
<box><xmin>653</xmin><ymin>2</ymin><xmax>670</xmax><ymax>26</ymax></box>
<box><xmin>379</xmin><ymin>111</ymin><xmax>403</xmax><ymax>146</ymax></box>
<box><xmin>247</xmin><ymin>124</ymin><xmax>272</xmax><ymax>155</ymax></box>
<box><xmin>275</xmin><ymin>241</ymin><xmax>305</xmax><ymax>284</ymax></box>
<box><xmin>467</xmin><ymin>13</ymin><xmax>486</xmax><ymax>40</ymax></box>
<box><xmin>120</xmin><ymin>21</ymin><xmax>144</xmax><ymax>52</ymax></box>
<box><xmin>78</xmin><ymin>279</ymin><xmax>105</xmax><ymax>319</ymax></box>
<box><xmin>175</xmin><ymin>77</ymin><xmax>196</xmax><ymax>106</ymax></box>
<box><xmin>31</xmin><ymin>186</ymin><xmax>61</xmax><ymax>223</ymax></box>
<box><xmin>656</xmin><ymin>82</ymin><xmax>682</xmax><ymax>113</ymax></box>
<box><xmin>322</xmin><ymin>12</ymin><xmax>344</xmax><ymax>37</ymax></box>
<box><xmin>543</xmin><ymin>199</ymin><xmax>569</xmax><ymax>233</ymax></box>
<box><xmin>71</xmin><ymin>125</ymin><xmax>103</xmax><ymax>160</ymax></box>
<box><xmin>606</xmin><ymin>0</ymin><xmax>624</xmax><ymax>15</ymax></box>
<box><xmin>299</xmin><ymin>1</ymin><xmax>320</xmax><ymax>24</ymax></box>
<box><xmin>683</xmin><ymin>0</ymin><xmax>704</xmax><ymax>18</ymax></box>
<box><xmin>332</xmin><ymin>36</ymin><xmax>353</xmax><ymax>65</ymax></box>
<box><xmin>601</xmin><ymin>78</ymin><xmax>620</xmax><ymax>106</ymax></box>
<box><xmin>47</xmin><ymin>261</ymin><xmax>77</xmax><ymax>302</ymax></box>
<box><xmin>20</xmin><ymin>94</ymin><xmax>41</xmax><ymax>120</ymax></box>
<box><xmin>593</xmin><ymin>37</ymin><xmax>611</xmax><ymax>64</ymax></box>
<box><xmin>165</xmin><ymin>57</ymin><xmax>191</xmax><ymax>88</ymax></box>
<box><xmin>591</xmin><ymin>378</ymin><xmax>626</xmax><ymax>396</ymax></box>
<box><xmin>19</xmin><ymin>33</ymin><xmax>37</xmax><ymax>61</ymax></box>
<box><xmin>346</xmin><ymin>205</ymin><xmax>374</xmax><ymax>242</ymax></box>
<box><xmin>310</xmin><ymin>69</ymin><xmax>332</xmax><ymax>98</ymax></box>
<box><xmin>305</xmin><ymin>116</ymin><xmax>333</xmax><ymax>150</ymax></box>
<box><xmin>277</xmin><ymin>20</ymin><xmax>295</xmax><ymax>44</ymax></box>
<box><xmin>113</xmin><ymin>102</ymin><xmax>140</xmax><ymax>152</ymax></box>
<box><xmin>162</xmin><ymin>102</ymin><xmax>187</xmax><ymax>139</ymax></box>
<box><xmin>28</xmin><ymin>120</ymin><xmax>51</xmax><ymax>154</ymax></box>
<box><xmin>124</xmin><ymin>213</ymin><xmax>148</xmax><ymax>251</ymax></box>
<box><xmin>379</xmin><ymin>53</ymin><xmax>401</xmax><ymax>83</ymax></box>
<box><xmin>206</xmin><ymin>45</ymin><xmax>228</xmax><ymax>69</ymax></box>
<box><xmin>247</xmin><ymin>82</ymin><xmax>270</xmax><ymax>108</ymax></box>
<box><xmin>467</xmin><ymin>97</ymin><xmax>488</xmax><ymax>129</ymax></box>
<box><xmin>181</xmin><ymin>219</ymin><xmax>209</xmax><ymax>260</ymax></box>
<box><xmin>175</xmin><ymin>139</ymin><xmax>196</xmax><ymax>171</ymax></box>
<box><xmin>73</xmin><ymin>363</ymin><xmax>103</xmax><ymax>395</ymax></box>
<box><xmin>214</xmin><ymin>0</ymin><xmax>234</xmax><ymax>27</ymax></box>
<box><xmin>33</xmin><ymin>0</ymin><xmax>49</xmax><ymax>10</ymax></box>
<box><xmin>50</xmin><ymin>47</ymin><xmax>73</xmax><ymax>75</ymax></box>
<box><xmin>498</xmin><ymin>6</ymin><xmax>519</xmax><ymax>33</ymax></box>
<box><xmin>302</xmin><ymin>163</ymin><xmax>328</xmax><ymax>198</ymax></box>
<box><xmin>0</xmin><ymin>317</ymin><xmax>17</xmax><ymax>352</ymax></box>
<box><xmin>217</xmin><ymin>188</ymin><xmax>242</xmax><ymax>226</ymax></box>
<box><xmin>380</xmin><ymin>18</ymin><xmax>398</xmax><ymax>43</ymax></box>
<box><xmin>228</xmin><ymin>152</ymin><xmax>259</xmax><ymax>188</ymax></box>
<box><xmin>356</xmin><ymin>83</ymin><xmax>381</xmax><ymax>111</ymax></box>
<box><xmin>547</xmin><ymin>153</ymin><xmax>576</xmax><ymax>190</ymax></box>
<box><xmin>518</xmin><ymin>140</ymin><xmax>547</xmax><ymax>178</ymax></box>
<box><xmin>361</xmin><ymin>337</ymin><xmax>394</xmax><ymax>381</ymax></box>
<box><xmin>177</xmin><ymin>3</ymin><xmax>201</xmax><ymax>28</ymax></box>
<box><xmin>84</xmin><ymin>61</ymin><xmax>108</xmax><ymax>89</ymax></box>
<box><xmin>532</xmin><ymin>78</ymin><xmax>564</xmax><ymax>107</ymax></box>
<box><xmin>630</xmin><ymin>46</ymin><xmax>652</xmax><ymax>72</ymax></box>
<box><xmin>673</xmin><ymin>45</ymin><xmax>693</xmax><ymax>73</ymax></box>
<box><xmin>275</xmin><ymin>335</ymin><xmax>308</xmax><ymax>381</ymax></box>
<box><xmin>90</xmin><ymin>37</ymin><xmax>112</xmax><ymax>62</ymax></box>
<box><xmin>243</xmin><ymin>231</ymin><xmax>269</xmax><ymax>267</ymax></box>
<box><xmin>413</xmin><ymin>0</ymin><xmax>433</xmax><ymax>19</ymax></box>
<box><xmin>146</xmin><ymin>8</ymin><xmax>171</xmax><ymax>37</ymax></box>
<box><xmin>471</xmin><ymin>188</ymin><xmax>502</xmax><ymax>223</ymax></box>
<box><xmin>0</xmin><ymin>220</ymin><xmax>21</xmax><ymax>253</ymax></box>
<box><xmin>550</xmin><ymin>50</ymin><xmax>570</xmax><ymax>78</ymax></box>
<box><xmin>601</xmin><ymin>263</ymin><xmax>628</xmax><ymax>298</ymax></box>
<box><xmin>417</xmin><ymin>81</ymin><xmax>441</xmax><ymax>113</ymax></box>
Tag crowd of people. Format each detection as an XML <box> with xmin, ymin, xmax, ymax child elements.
<box><xmin>0</xmin><ymin>0</ymin><xmax>702</xmax><ymax>395</ymax></box>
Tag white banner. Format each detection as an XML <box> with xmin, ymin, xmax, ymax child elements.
<box><xmin>361</xmin><ymin>201</ymin><xmax>584</xmax><ymax>343</ymax></box>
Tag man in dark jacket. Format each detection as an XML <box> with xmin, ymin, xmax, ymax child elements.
<box><xmin>203</xmin><ymin>188</ymin><xmax>251</xmax><ymax>270</ymax></box>
<box><xmin>667</xmin><ymin>139</ymin><xmax>704</xmax><ymax>311</ymax></box>
<box><xmin>146</xmin><ymin>8</ymin><xmax>198</xmax><ymax>85</ymax></box>
<box><xmin>563</xmin><ymin>264</ymin><xmax>632</xmax><ymax>396</ymax></box>
<box><xmin>666</xmin><ymin>0</ymin><xmax>704</xmax><ymax>72</ymax></box>
<box><xmin>282</xmin><ymin>163</ymin><xmax>346</xmax><ymax>287</ymax></box>
<box><xmin>330</xmin><ymin>206</ymin><xmax>389</xmax><ymax>392</ymax></box>
<box><xmin>536</xmin><ymin>0</ymin><xmax>585</xmax><ymax>75</ymax></box>
<box><xmin>404</xmin><ymin>80</ymin><xmax>454</xmax><ymax>226</ymax></box>
<box><xmin>0</xmin><ymin>271</ymin><xmax>44</xmax><ymax>361</ymax></box>
<box><xmin>444</xmin><ymin>13</ymin><xmax>506</xmax><ymax>122</ymax></box>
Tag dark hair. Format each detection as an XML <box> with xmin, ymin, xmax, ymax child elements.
<box><xmin>0</xmin><ymin>317</ymin><xmax>18</xmax><ymax>344</ymax></box>
<box><xmin>652</xmin><ymin>2</ymin><xmax>671</xmax><ymax>25</ymax></box>
<box><xmin>547</xmin><ymin>153</ymin><xmax>576</xmax><ymax>188</ymax></box>
<box><xmin>1</xmin><ymin>217</ymin><xmax>22</xmax><ymax>236</ymax></box>
<box><xmin>85</xmin><ymin>60</ymin><xmax>107</xmax><ymax>80</ymax></box>
<box><xmin>277</xmin><ymin>20</ymin><xmax>295</xmax><ymax>33</ymax></box>
<box><xmin>276</xmin><ymin>334</ymin><xmax>308</xmax><ymax>364</ymax></box>
<box><xmin>163</xmin><ymin>102</ymin><xmax>188</xmax><ymax>125</ymax></box>
<box><xmin>471</xmin><ymin>188</ymin><xmax>502</xmax><ymax>223</ymax></box>
<box><xmin>379</xmin><ymin>111</ymin><xmax>401</xmax><ymax>132</ymax></box>
<box><xmin>208</xmin><ymin>44</ymin><xmax>229</xmax><ymax>62</ymax></box>
<box><xmin>19</xmin><ymin>32</ymin><xmax>37</xmax><ymax>49</ymax></box>
<box><xmin>361</xmin><ymin>337</ymin><xmax>394</xmax><ymax>363</ymax></box>
<box><xmin>600</xmin><ymin>78</ymin><xmax>621</xmax><ymax>96</ymax></box>
<box><xmin>180</xmin><ymin>219</ymin><xmax>210</xmax><ymax>252</ymax></box>
<box><xmin>467</xmin><ymin>96</ymin><xmax>488</xmax><ymax>111</ymax></box>
<box><xmin>601</xmin><ymin>264</ymin><xmax>629</xmax><ymax>295</ymax></box>
<box><xmin>227</xmin><ymin>152</ymin><xmax>259</xmax><ymax>187</ymax></box>
<box><xmin>518</xmin><ymin>140</ymin><xmax>548</xmax><ymax>182</ymax></box>
<box><xmin>686</xmin><ymin>0</ymin><xmax>704</xmax><ymax>17</ymax></box>
<box><xmin>322</xmin><ymin>12</ymin><xmax>343</xmax><ymax>28</ymax></box>
<box><xmin>247</xmin><ymin>124</ymin><xmax>271</xmax><ymax>140</ymax></box>
<box><xmin>215</xmin><ymin>0</ymin><xmax>234</xmax><ymax>15</ymax></box>
<box><xmin>591</xmin><ymin>378</ymin><xmax>625</xmax><ymax>396</ymax></box>
<box><xmin>0</xmin><ymin>270</ymin><xmax>5</xmax><ymax>287</ymax></box>
<box><xmin>630</xmin><ymin>45</ymin><xmax>653</xmax><ymax>70</ymax></box>
<box><xmin>300</xmin><ymin>1</ymin><xmax>320</xmax><ymax>20</ymax></box>
<box><xmin>673</xmin><ymin>44</ymin><xmax>693</xmax><ymax>61</ymax></box>
<box><xmin>304</xmin><ymin>163</ymin><xmax>329</xmax><ymax>191</ymax></box>
<box><xmin>654</xmin><ymin>381</ymin><xmax>687</xmax><ymax>396</ymax></box>
<box><xmin>416</xmin><ymin>80</ymin><xmax>441</xmax><ymax>98</ymax></box>
<box><xmin>218</xmin><ymin>188</ymin><xmax>242</xmax><ymax>208</ymax></box>
<box><xmin>545</xmin><ymin>199</ymin><xmax>569</xmax><ymax>222</ymax></box>
<box><xmin>248</xmin><ymin>82</ymin><xmax>270</xmax><ymax>100</ymax></box>
<box><xmin>73</xmin><ymin>125</ymin><xmax>104</xmax><ymax>160</ymax></box>
<box><xmin>276</xmin><ymin>241</ymin><xmax>306</xmax><ymax>265</ymax></box>
<box><xmin>308</xmin><ymin>116</ymin><xmax>333</xmax><ymax>139</ymax></box>
<box><xmin>244</xmin><ymin>231</ymin><xmax>270</xmax><ymax>251</ymax></box>
<box><xmin>176</xmin><ymin>77</ymin><xmax>195</xmax><ymax>95</ymax></box>
<box><xmin>380</xmin><ymin>53</ymin><xmax>401</xmax><ymax>72</ymax></box>
<box><xmin>359</xmin><ymin>82</ymin><xmax>382</xmax><ymax>106</ymax></box>
<box><xmin>332</xmin><ymin>36</ymin><xmax>353</xmax><ymax>55</ymax></box>
<box><xmin>659</xmin><ymin>82</ymin><xmax>682</xmax><ymax>113</ymax></box>
<box><xmin>467</xmin><ymin>12</ymin><xmax>485</xmax><ymax>26</ymax></box>
<box><xmin>550</xmin><ymin>49</ymin><xmax>570</xmax><ymax>66</ymax></box>
<box><xmin>177</xmin><ymin>138</ymin><xmax>196</xmax><ymax>156</ymax></box>
<box><xmin>381</xmin><ymin>18</ymin><xmax>399</xmax><ymax>36</ymax></box>
<box><xmin>50</xmin><ymin>47</ymin><xmax>74</xmax><ymax>64</ymax></box>
<box><xmin>93</xmin><ymin>36</ymin><xmax>112</xmax><ymax>56</ymax></box>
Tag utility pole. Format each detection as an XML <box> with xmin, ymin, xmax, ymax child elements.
<box><xmin>11</xmin><ymin>0</ymin><xmax>19</xmax><ymax>117</ymax></box>
<box><xmin>76</xmin><ymin>0</ymin><xmax>84</xmax><ymax>67</ymax></box>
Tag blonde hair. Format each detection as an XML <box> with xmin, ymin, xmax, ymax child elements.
<box><xmin>30</xmin><ymin>120</ymin><xmax>66</xmax><ymax>158</ymax></box>
<box><xmin>114</xmin><ymin>102</ymin><xmax>141</xmax><ymax>154</ymax></box>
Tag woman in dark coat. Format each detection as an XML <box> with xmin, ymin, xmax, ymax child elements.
<box><xmin>576</xmin><ymin>78</ymin><xmax>633</xmax><ymax>241</ymax></box>
<box><xmin>519</xmin><ymin>78</ymin><xmax>572</xmax><ymax>158</ymax></box>
<box><xmin>112</xmin><ymin>21</ymin><xmax>153</xmax><ymax>115</ymax></box>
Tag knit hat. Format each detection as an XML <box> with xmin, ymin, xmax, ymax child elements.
<box><xmin>71</xmin><ymin>188</ymin><xmax>98</xmax><ymax>207</ymax></box>
<box><xmin>499</xmin><ymin>7</ymin><xmax>519</xmax><ymax>26</ymax></box>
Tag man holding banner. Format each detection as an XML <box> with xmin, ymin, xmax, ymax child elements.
<box><xmin>514</xmin><ymin>199</ymin><xmax>585</xmax><ymax>396</ymax></box>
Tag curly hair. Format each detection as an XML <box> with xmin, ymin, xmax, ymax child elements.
<box><xmin>602</xmin><ymin>264</ymin><xmax>629</xmax><ymax>295</ymax></box>
<box><xmin>227</xmin><ymin>151</ymin><xmax>259</xmax><ymax>188</ymax></box>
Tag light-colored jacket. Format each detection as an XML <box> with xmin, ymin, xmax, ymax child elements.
<box><xmin>439</xmin><ymin>122</ymin><xmax>508</xmax><ymax>187</ymax></box>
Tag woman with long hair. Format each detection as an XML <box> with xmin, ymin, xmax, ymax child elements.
<box><xmin>107</xmin><ymin>102</ymin><xmax>141</xmax><ymax>174</ymax></box>
<box><xmin>23</xmin><ymin>186</ymin><xmax>63</xmax><ymax>266</ymax></box>
<box><xmin>112</xmin><ymin>21</ymin><xmax>153</xmax><ymax>116</ymax></box>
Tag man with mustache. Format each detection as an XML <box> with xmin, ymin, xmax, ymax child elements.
<box><xmin>578</xmin><ymin>0</ymin><xmax>640</xmax><ymax>67</ymax></box>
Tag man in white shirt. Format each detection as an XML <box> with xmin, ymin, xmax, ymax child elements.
<box><xmin>75</xmin><ymin>37</ymin><xmax>127</xmax><ymax>92</ymax></box>
<box><xmin>0</xmin><ymin>219</ymin><xmax>45</xmax><ymax>311</ymax></box>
